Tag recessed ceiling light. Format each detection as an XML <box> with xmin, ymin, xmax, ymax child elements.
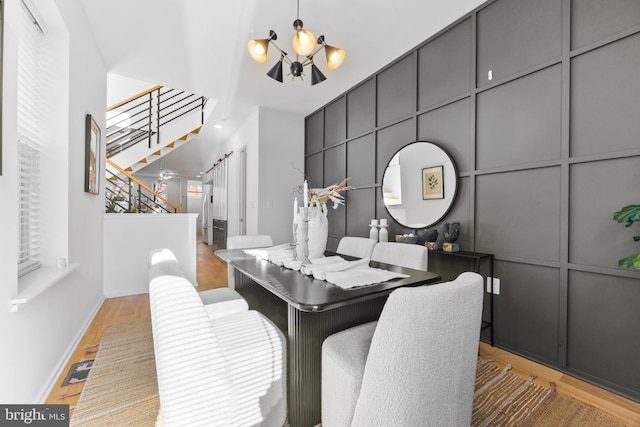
<box><xmin>214</xmin><ymin>124</ymin><xmax>222</xmax><ymax>129</ymax></box>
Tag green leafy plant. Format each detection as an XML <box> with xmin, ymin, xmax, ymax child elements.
<box><xmin>613</xmin><ymin>204</ymin><xmax>640</xmax><ymax>269</ymax></box>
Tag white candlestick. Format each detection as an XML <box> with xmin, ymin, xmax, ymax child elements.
<box><xmin>293</xmin><ymin>197</ymin><xmax>298</xmax><ymax>224</ymax></box>
<box><xmin>303</xmin><ymin>180</ymin><xmax>309</xmax><ymax>208</ymax></box>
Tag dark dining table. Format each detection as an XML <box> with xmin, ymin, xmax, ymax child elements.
<box><xmin>215</xmin><ymin>248</ymin><xmax>441</xmax><ymax>427</ymax></box>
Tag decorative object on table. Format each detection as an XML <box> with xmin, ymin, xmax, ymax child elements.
<box><xmin>443</xmin><ymin>221</ymin><xmax>460</xmax><ymax>252</ymax></box>
<box><xmin>295</xmin><ymin>178</ymin><xmax>351</xmax><ymax>261</ymax></box>
<box><xmin>613</xmin><ymin>204</ymin><xmax>640</xmax><ymax>269</ymax></box>
<box><xmin>292</xmin><ymin>197</ymin><xmax>299</xmax><ymax>248</ymax></box>
<box><xmin>422</xmin><ymin>165</ymin><xmax>444</xmax><ymax>200</ymax></box>
<box><xmin>246</xmin><ymin>0</ymin><xmax>345</xmax><ymax>85</ymax></box>
<box><xmin>379</xmin><ymin>219</ymin><xmax>389</xmax><ymax>242</ymax></box>
<box><xmin>84</xmin><ymin>114</ymin><xmax>101</xmax><ymax>195</ymax></box>
<box><xmin>424</xmin><ymin>228</ymin><xmax>440</xmax><ymax>250</ymax></box>
<box><xmin>369</xmin><ymin>219</ymin><xmax>379</xmax><ymax>241</ymax></box>
<box><xmin>395</xmin><ymin>233</ymin><xmax>418</xmax><ymax>244</ymax></box>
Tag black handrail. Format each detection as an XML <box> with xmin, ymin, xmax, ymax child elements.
<box><xmin>105</xmin><ymin>168</ymin><xmax>177</xmax><ymax>214</ymax></box>
<box><xmin>106</xmin><ymin>86</ymin><xmax>206</xmax><ymax>159</ymax></box>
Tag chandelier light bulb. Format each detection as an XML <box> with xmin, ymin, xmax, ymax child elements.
<box><xmin>247</xmin><ymin>39</ymin><xmax>269</xmax><ymax>63</ymax></box>
<box><xmin>292</xmin><ymin>19</ymin><xmax>315</xmax><ymax>56</ymax></box>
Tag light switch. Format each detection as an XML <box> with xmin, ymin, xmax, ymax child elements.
<box><xmin>488</xmin><ymin>70</ymin><xmax>493</xmax><ymax>81</ymax></box>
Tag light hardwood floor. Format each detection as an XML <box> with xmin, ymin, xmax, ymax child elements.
<box><xmin>46</xmin><ymin>237</ymin><xmax>640</xmax><ymax>425</ymax></box>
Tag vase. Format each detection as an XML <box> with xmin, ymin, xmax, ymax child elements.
<box><xmin>296</xmin><ymin>207</ymin><xmax>329</xmax><ymax>261</ymax></box>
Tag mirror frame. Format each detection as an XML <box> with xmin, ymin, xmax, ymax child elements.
<box><xmin>381</xmin><ymin>141</ymin><xmax>458</xmax><ymax>229</ymax></box>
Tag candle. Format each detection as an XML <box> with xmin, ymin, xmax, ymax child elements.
<box><xmin>380</xmin><ymin>218</ymin><xmax>387</xmax><ymax>226</ymax></box>
<box><xmin>370</xmin><ymin>219</ymin><xmax>378</xmax><ymax>226</ymax></box>
<box><xmin>293</xmin><ymin>197</ymin><xmax>298</xmax><ymax>224</ymax></box>
<box><xmin>303</xmin><ymin>180</ymin><xmax>309</xmax><ymax>208</ymax></box>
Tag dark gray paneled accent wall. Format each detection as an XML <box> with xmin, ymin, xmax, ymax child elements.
<box><xmin>304</xmin><ymin>0</ymin><xmax>640</xmax><ymax>401</ymax></box>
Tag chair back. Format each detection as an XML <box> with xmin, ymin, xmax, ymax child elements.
<box><xmin>336</xmin><ymin>236</ymin><xmax>377</xmax><ymax>259</ymax></box>
<box><xmin>227</xmin><ymin>234</ymin><xmax>273</xmax><ymax>249</ymax></box>
<box><xmin>350</xmin><ymin>272</ymin><xmax>484</xmax><ymax>427</ymax></box>
<box><xmin>150</xmin><ymin>274</ymin><xmax>233</xmax><ymax>426</ymax></box>
<box><xmin>371</xmin><ymin>242</ymin><xmax>428</xmax><ymax>270</ymax></box>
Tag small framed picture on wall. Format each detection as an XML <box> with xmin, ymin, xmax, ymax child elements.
<box><xmin>84</xmin><ymin>114</ymin><xmax>101</xmax><ymax>195</ymax></box>
<box><xmin>422</xmin><ymin>165</ymin><xmax>444</xmax><ymax>200</ymax></box>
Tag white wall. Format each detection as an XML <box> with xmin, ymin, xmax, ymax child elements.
<box><xmin>203</xmin><ymin>107</ymin><xmax>304</xmax><ymax>246</ymax></box>
<box><xmin>106</xmin><ymin>73</ymin><xmax>156</xmax><ymax>108</ymax></box>
<box><xmin>0</xmin><ymin>0</ymin><xmax>106</xmax><ymax>403</ymax></box>
<box><xmin>103</xmin><ymin>214</ymin><xmax>198</xmax><ymax>297</ymax></box>
<box><xmin>257</xmin><ymin>108</ymin><xmax>305</xmax><ymax>245</ymax></box>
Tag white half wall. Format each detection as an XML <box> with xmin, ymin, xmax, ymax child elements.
<box><xmin>104</xmin><ymin>214</ymin><xmax>198</xmax><ymax>297</ymax></box>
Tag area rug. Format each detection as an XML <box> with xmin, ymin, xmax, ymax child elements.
<box><xmin>70</xmin><ymin>319</ymin><xmax>159</xmax><ymax>427</ymax></box>
<box><xmin>472</xmin><ymin>360</ymin><xmax>625</xmax><ymax>427</ymax></box>
<box><xmin>70</xmin><ymin>319</ymin><xmax>625</xmax><ymax>427</ymax></box>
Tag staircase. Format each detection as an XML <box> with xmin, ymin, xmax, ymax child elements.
<box><xmin>105</xmin><ymin>85</ymin><xmax>210</xmax><ymax>213</ymax></box>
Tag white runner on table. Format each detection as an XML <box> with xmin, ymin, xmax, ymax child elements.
<box><xmin>244</xmin><ymin>244</ymin><xmax>295</xmax><ymax>266</ymax></box>
<box><xmin>282</xmin><ymin>255</ymin><xmax>345</xmax><ymax>271</ymax></box>
<box><xmin>324</xmin><ymin>267</ymin><xmax>410</xmax><ymax>289</ymax></box>
<box><xmin>302</xmin><ymin>258</ymin><xmax>370</xmax><ymax>279</ymax></box>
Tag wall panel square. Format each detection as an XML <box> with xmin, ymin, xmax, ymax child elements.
<box><xmin>347</xmin><ymin>79</ymin><xmax>375</xmax><ymax>138</ymax></box>
<box><xmin>324</xmin><ymin>97</ymin><xmax>346</xmax><ymax>147</ymax></box>
<box><xmin>305</xmin><ymin>152</ymin><xmax>323</xmax><ymax>189</ymax></box>
<box><xmin>346</xmin><ymin>188</ymin><xmax>375</xmax><ymax>237</ymax></box>
<box><xmin>376</xmin><ymin>119</ymin><xmax>415</xmax><ymax>184</ymax></box>
<box><xmin>476</xmin><ymin>65</ymin><xmax>562</xmax><ymax>170</ymax></box>
<box><xmin>377</xmin><ymin>55</ymin><xmax>416</xmax><ymax>127</ymax></box>
<box><xmin>476</xmin><ymin>167</ymin><xmax>561</xmax><ymax>262</ymax></box>
<box><xmin>323</xmin><ymin>144</ymin><xmax>346</xmax><ymax>188</ymax></box>
<box><xmin>568</xmin><ymin>271</ymin><xmax>640</xmax><ymax>399</ymax></box>
<box><xmin>494</xmin><ymin>261</ymin><xmax>560</xmax><ymax>363</ymax></box>
<box><xmin>417</xmin><ymin>98</ymin><xmax>472</xmax><ymax>173</ymax></box>
<box><xmin>418</xmin><ymin>18</ymin><xmax>471</xmax><ymax>110</ymax></box>
<box><xmin>347</xmin><ymin>134</ymin><xmax>375</xmax><ymax>187</ymax></box>
<box><xmin>305</xmin><ymin>111</ymin><xmax>323</xmax><ymax>154</ymax></box>
<box><xmin>569</xmin><ymin>156</ymin><xmax>640</xmax><ymax>268</ymax></box>
<box><xmin>571</xmin><ymin>33</ymin><xmax>640</xmax><ymax>157</ymax></box>
<box><xmin>571</xmin><ymin>0</ymin><xmax>640</xmax><ymax>50</ymax></box>
<box><xmin>477</xmin><ymin>0</ymin><xmax>562</xmax><ymax>86</ymax></box>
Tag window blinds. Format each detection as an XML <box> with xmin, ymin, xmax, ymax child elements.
<box><xmin>17</xmin><ymin>0</ymin><xmax>44</xmax><ymax>277</ymax></box>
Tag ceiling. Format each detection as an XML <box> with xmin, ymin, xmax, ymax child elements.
<box><xmin>80</xmin><ymin>0</ymin><xmax>487</xmax><ymax>178</ymax></box>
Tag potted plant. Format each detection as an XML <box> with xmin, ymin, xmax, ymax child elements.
<box><xmin>613</xmin><ymin>204</ymin><xmax>640</xmax><ymax>269</ymax></box>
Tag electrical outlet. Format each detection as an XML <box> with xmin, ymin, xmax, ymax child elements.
<box><xmin>486</xmin><ymin>277</ymin><xmax>501</xmax><ymax>295</ymax></box>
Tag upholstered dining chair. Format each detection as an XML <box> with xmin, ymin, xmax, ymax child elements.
<box><xmin>335</xmin><ymin>236</ymin><xmax>377</xmax><ymax>259</ymax></box>
<box><xmin>149</xmin><ymin>248</ymin><xmax>248</xmax><ymax>320</ymax></box>
<box><xmin>149</xmin><ymin>269</ymin><xmax>287</xmax><ymax>427</ymax></box>
<box><xmin>370</xmin><ymin>242</ymin><xmax>429</xmax><ymax>270</ymax></box>
<box><xmin>321</xmin><ymin>272</ymin><xmax>484</xmax><ymax>427</ymax></box>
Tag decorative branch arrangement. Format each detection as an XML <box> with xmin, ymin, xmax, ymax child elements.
<box><xmin>613</xmin><ymin>204</ymin><xmax>640</xmax><ymax>269</ymax></box>
<box><xmin>298</xmin><ymin>178</ymin><xmax>352</xmax><ymax>210</ymax></box>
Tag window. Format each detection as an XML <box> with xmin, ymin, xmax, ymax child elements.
<box><xmin>17</xmin><ymin>0</ymin><xmax>44</xmax><ymax>277</ymax></box>
<box><xmin>187</xmin><ymin>181</ymin><xmax>202</xmax><ymax>199</ymax></box>
<box><xmin>14</xmin><ymin>0</ymin><xmax>70</xmax><ymax>287</ymax></box>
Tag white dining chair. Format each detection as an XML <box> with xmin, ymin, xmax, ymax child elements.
<box><xmin>335</xmin><ymin>236</ymin><xmax>377</xmax><ymax>259</ymax></box>
<box><xmin>371</xmin><ymin>242</ymin><xmax>429</xmax><ymax>270</ymax></box>
<box><xmin>226</xmin><ymin>235</ymin><xmax>273</xmax><ymax>289</ymax></box>
<box><xmin>321</xmin><ymin>272</ymin><xmax>484</xmax><ymax>427</ymax></box>
<box><xmin>149</xmin><ymin>248</ymin><xmax>248</xmax><ymax>320</ymax></box>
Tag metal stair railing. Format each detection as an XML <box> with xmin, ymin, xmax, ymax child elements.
<box><xmin>106</xmin><ymin>85</ymin><xmax>207</xmax><ymax>158</ymax></box>
<box><xmin>105</xmin><ymin>159</ymin><xmax>180</xmax><ymax>214</ymax></box>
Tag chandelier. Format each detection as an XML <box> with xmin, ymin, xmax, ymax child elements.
<box><xmin>247</xmin><ymin>0</ymin><xmax>345</xmax><ymax>85</ymax></box>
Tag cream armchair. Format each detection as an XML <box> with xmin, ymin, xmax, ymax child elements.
<box><xmin>149</xmin><ymin>269</ymin><xmax>287</xmax><ymax>426</ymax></box>
<box><xmin>322</xmin><ymin>272</ymin><xmax>484</xmax><ymax>427</ymax></box>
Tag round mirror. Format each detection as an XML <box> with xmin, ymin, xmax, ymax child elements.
<box><xmin>381</xmin><ymin>141</ymin><xmax>458</xmax><ymax>229</ymax></box>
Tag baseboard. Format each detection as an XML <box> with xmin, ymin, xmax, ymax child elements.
<box><xmin>37</xmin><ymin>295</ymin><xmax>105</xmax><ymax>403</ymax></box>
<box><xmin>103</xmin><ymin>290</ymin><xmax>149</xmax><ymax>299</ymax></box>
